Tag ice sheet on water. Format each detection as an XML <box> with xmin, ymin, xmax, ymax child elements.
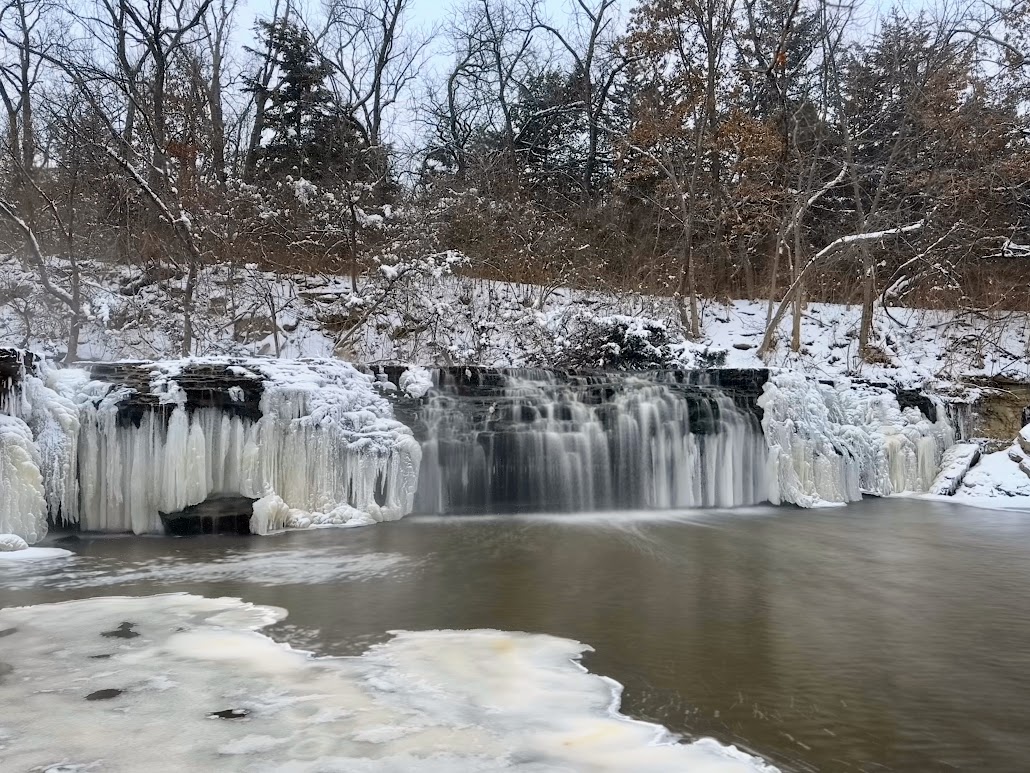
<box><xmin>0</xmin><ymin>546</ymin><xmax>415</xmax><ymax>590</ymax></box>
<box><xmin>0</xmin><ymin>594</ymin><xmax>778</xmax><ymax>773</ymax></box>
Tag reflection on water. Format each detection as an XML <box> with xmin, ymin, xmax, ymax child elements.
<box><xmin>3</xmin><ymin>498</ymin><xmax>1030</xmax><ymax>772</ymax></box>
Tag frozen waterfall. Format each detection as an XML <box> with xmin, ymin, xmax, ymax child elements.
<box><xmin>1</xmin><ymin>348</ymin><xmax>961</xmax><ymax>544</ymax></box>
<box><xmin>759</xmin><ymin>373</ymin><xmax>954</xmax><ymax>507</ymax></box>
<box><xmin>414</xmin><ymin>369</ymin><xmax>769</xmax><ymax>513</ymax></box>
<box><xmin>3</xmin><ymin>358</ymin><xmax>421</xmax><ymax>538</ymax></box>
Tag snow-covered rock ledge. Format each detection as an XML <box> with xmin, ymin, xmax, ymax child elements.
<box><xmin>933</xmin><ymin>426</ymin><xmax>1030</xmax><ymax>510</ymax></box>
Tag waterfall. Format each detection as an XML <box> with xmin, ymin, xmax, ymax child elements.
<box><xmin>414</xmin><ymin>369</ymin><xmax>769</xmax><ymax>514</ymax></box>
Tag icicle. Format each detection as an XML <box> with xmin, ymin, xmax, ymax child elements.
<box><xmin>758</xmin><ymin>373</ymin><xmax>954</xmax><ymax>507</ymax></box>
<box><xmin>0</xmin><ymin>414</ymin><xmax>47</xmax><ymax>543</ymax></box>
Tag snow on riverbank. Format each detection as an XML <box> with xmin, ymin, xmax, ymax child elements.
<box><xmin>3</xmin><ymin>255</ymin><xmax>1027</xmax><ymax>390</ymax></box>
<box><xmin>944</xmin><ymin>429</ymin><xmax>1030</xmax><ymax>509</ymax></box>
<box><xmin>0</xmin><ymin>593</ymin><xmax>778</xmax><ymax>772</ymax></box>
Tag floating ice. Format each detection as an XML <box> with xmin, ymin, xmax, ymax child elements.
<box><xmin>0</xmin><ymin>594</ymin><xmax>778</xmax><ymax>772</ymax></box>
<box><xmin>0</xmin><ymin>546</ymin><xmax>412</xmax><ymax>590</ymax></box>
<box><xmin>759</xmin><ymin>373</ymin><xmax>953</xmax><ymax>507</ymax></box>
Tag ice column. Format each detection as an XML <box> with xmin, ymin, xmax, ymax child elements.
<box><xmin>0</xmin><ymin>414</ymin><xmax>47</xmax><ymax>542</ymax></box>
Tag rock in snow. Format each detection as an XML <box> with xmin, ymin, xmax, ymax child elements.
<box><xmin>929</xmin><ymin>443</ymin><xmax>981</xmax><ymax>495</ymax></box>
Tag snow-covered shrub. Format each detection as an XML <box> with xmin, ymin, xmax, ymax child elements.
<box><xmin>552</xmin><ymin>313</ymin><xmax>675</xmax><ymax>371</ymax></box>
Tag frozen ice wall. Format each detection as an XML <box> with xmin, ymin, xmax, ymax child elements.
<box><xmin>759</xmin><ymin>373</ymin><xmax>954</xmax><ymax>507</ymax></box>
<box><xmin>0</xmin><ymin>414</ymin><xmax>47</xmax><ymax>542</ymax></box>
<box><xmin>65</xmin><ymin>358</ymin><xmax>422</xmax><ymax>535</ymax></box>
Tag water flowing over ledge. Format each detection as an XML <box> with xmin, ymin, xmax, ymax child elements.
<box><xmin>0</xmin><ymin>348</ymin><xmax>956</xmax><ymax>543</ymax></box>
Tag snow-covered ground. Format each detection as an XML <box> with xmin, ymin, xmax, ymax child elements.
<box><xmin>0</xmin><ymin>593</ymin><xmax>777</xmax><ymax>772</ymax></box>
<box><xmin>4</xmin><ymin>254</ymin><xmax>1029</xmax><ymax>389</ymax></box>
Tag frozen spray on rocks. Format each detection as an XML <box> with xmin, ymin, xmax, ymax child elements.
<box><xmin>1</xmin><ymin>348</ymin><xmax>960</xmax><ymax>544</ymax></box>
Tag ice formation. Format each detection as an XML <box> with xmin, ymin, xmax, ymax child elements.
<box><xmin>0</xmin><ymin>356</ymin><xmax>421</xmax><ymax>539</ymax></box>
<box><xmin>929</xmin><ymin>443</ymin><xmax>981</xmax><ymax>495</ymax></box>
<box><xmin>0</xmin><ymin>593</ymin><xmax>779</xmax><ymax>772</ymax></box>
<box><xmin>0</xmin><ymin>414</ymin><xmax>47</xmax><ymax>542</ymax></box>
<box><xmin>759</xmin><ymin>373</ymin><xmax>954</xmax><ymax>506</ymax></box>
<box><xmin>64</xmin><ymin>359</ymin><xmax>423</xmax><ymax>535</ymax></box>
<box><xmin>0</xmin><ymin>532</ymin><xmax>29</xmax><ymax>551</ymax></box>
<box><xmin>1</xmin><ymin>350</ymin><xmax>964</xmax><ymax>541</ymax></box>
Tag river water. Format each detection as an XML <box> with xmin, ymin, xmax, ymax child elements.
<box><xmin>2</xmin><ymin>497</ymin><xmax>1029</xmax><ymax>772</ymax></box>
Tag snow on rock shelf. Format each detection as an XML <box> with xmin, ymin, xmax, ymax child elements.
<box><xmin>946</xmin><ymin>428</ymin><xmax>1030</xmax><ymax>509</ymax></box>
<box><xmin>0</xmin><ymin>593</ymin><xmax>778</xmax><ymax>773</ymax></box>
<box><xmin>759</xmin><ymin>373</ymin><xmax>954</xmax><ymax>507</ymax></box>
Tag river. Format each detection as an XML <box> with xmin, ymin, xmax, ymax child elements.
<box><xmin>2</xmin><ymin>497</ymin><xmax>1029</xmax><ymax>772</ymax></box>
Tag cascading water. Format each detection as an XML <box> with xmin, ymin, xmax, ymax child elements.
<box><xmin>414</xmin><ymin>369</ymin><xmax>769</xmax><ymax>514</ymax></box>
<box><xmin>1</xmin><ymin>346</ymin><xmax>960</xmax><ymax>544</ymax></box>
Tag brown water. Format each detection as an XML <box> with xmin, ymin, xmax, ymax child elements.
<box><xmin>3</xmin><ymin>497</ymin><xmax>1030</xmax><ymax>772</ymax></box>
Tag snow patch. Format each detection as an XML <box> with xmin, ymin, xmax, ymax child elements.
<box><xmin>0</xmin><ymin>545</ymin><xmax>73</xmax><ymax>561</ymax></box>
<box><xmin>0</xmin><ymin>533</ymin><xmax>28</xmax><ymax>551</ymax></box>
<box><xmin>398</xmin><ymin>365</ymin><xmax>433</xmax><ymax>399</ymax></box>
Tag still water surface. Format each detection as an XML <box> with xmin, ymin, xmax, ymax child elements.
<box><xmin>3</xmin><ymin>498</ymin><xmax>1029</xmax><ymax>772</ymax></box>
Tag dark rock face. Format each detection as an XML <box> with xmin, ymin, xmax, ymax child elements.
<box><xmin>0</xmin><ymin>347</ymin><xmax>38</xmax><ymax>402</ymax></box>
<box><xmin>894</xmin><ymin>389</ymin><xmax>938</xmax><ymax>423</ymax></box>
<box><xmin>82</xmin><ymin>360</ymin><xmax>265</xmax><ymax>427</ymax></box>
<box><xmin>160</xmin><ymin>496</ymin><xmax>255</xmax><ymax>536</ymax></box>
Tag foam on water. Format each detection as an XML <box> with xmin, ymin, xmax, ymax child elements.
<box><xmin>0</xmin><ymin>594</ymin><xmax>777</xmax><ymax>772</ymax></box>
